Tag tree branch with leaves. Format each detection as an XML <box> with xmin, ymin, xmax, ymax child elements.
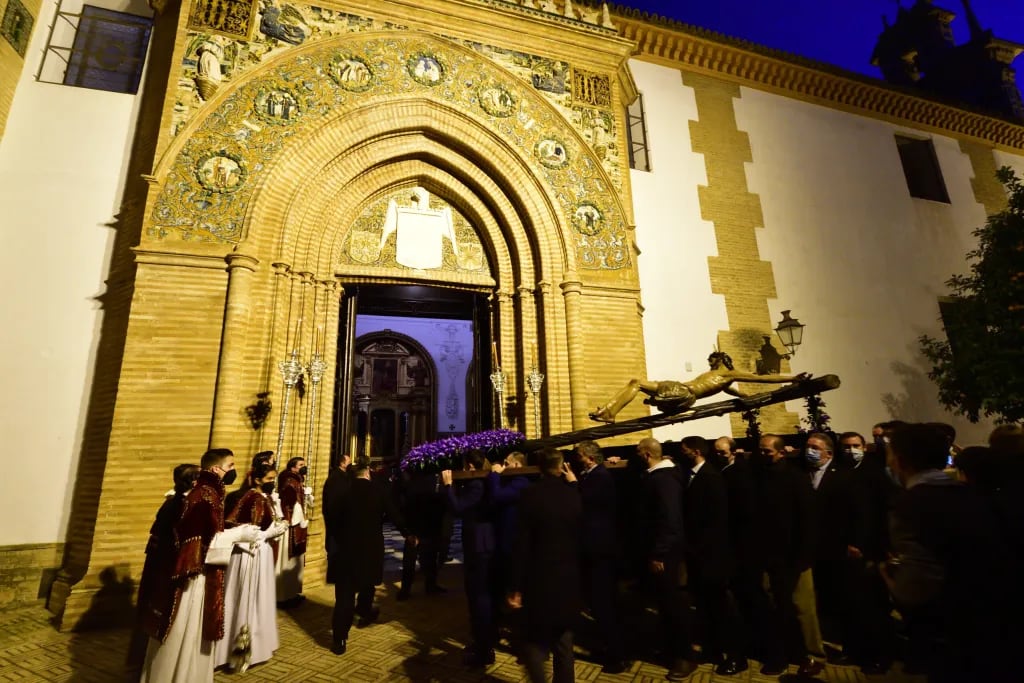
<box><xmin>919</xmin><ymin>166</ymin><xmax>1024</xmax><ymax>424</ymax></box>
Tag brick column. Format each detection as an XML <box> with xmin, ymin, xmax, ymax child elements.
<box><xmin>209</xmin><ymin>251</ymin><xmax>259</xmax><ymax>448</ymax></box>
<box><xmin>560</xmin><ymin>274</ymin><xmax>589</xmax><ymax>429</ymax></box>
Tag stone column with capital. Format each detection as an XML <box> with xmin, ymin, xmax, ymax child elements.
<box><xmin>209</xmin><ymin>250</ymin><xmax>259</xmax><ymax>448</ymax></box>
<box><xmin>494</xmin><ymin>289</ymin><xmax>517</xmax><ymax>431</ymax></box>
<box><xmin>560</xmin><ymin>275</ymin><xmax>590</xmax><ymax>429</ymax></box>
<box><xmin>516</xmin><ymin>284</ymin><xmax>541</xmax><ymax>436</ymax></box>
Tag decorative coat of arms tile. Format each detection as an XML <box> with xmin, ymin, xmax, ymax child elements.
<box><xmin>477</xmin><ymin>83</ymin><xmax>516</xmax><ymax>117</ymax></box>
<box><xmin>572</xmin><ymin>202</ymin><xmax>603</xmax><ymax>236</ymax></box>
<box><xmin>196</xmin><ymin>152</ymin><xmax>248</xmax><ymax>192</ymax></box>
<box><xmin>328</xmin><ymin>54</ymin><xmax>373</xmax><ymax>91</ymax></box>
<box><xmin>535</xmin><ymin>137</ymin><xmax>570</xmax><ymax>169</ymax></box>
<box><xmin>407</xmin><ymin>53</ymin><xmax>444</xmax><ymax>86</ymax></box>
<box><xmin>1</xmin><ymin>0</ymin><xmax>33</xmax><ymax>57</ymax></box>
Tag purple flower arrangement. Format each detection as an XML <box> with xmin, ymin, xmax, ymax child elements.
<box><xmin>400</xmin><ymin>429</ymin><xmax>526</xmax><ymax>472</ymax></box>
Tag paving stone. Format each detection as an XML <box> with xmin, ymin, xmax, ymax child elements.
<box><xmin>0</xmin><ymin>557</ymin><xmax>932</xmax><ymax>683</ymax></box>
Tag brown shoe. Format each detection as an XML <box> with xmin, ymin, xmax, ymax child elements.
<box><xmin>666</xmin><ymin>658</ymin><xmax>696</xmax><ymax>680</ymax></box>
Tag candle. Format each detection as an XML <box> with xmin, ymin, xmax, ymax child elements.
<box><xmin>491</xmin><ymin>341</ymin><xmax>499</xmax><ymax>368</ymax></box>
<box><xmin>531</xmin><ymin>343</ymin><xmax>537</xmax><ymax>368</ymax></box>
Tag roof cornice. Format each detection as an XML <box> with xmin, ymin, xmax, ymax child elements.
<box><xmin>614</xmin><ymin>10</ymin><xmax>1024</xmax><ymax>153</ymax></box>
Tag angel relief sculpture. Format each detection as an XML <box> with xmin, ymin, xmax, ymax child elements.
<box><xmin>589</xmin><ymin>351</ymin><xmax>809</xmax><ymax>423</ymax></box>
<box><xmin>259</xmin><ymin>0</ymin><xmax>306</xmax><ymax>45</ymax></box>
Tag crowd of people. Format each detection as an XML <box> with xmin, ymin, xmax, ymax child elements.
<box><xmin>131</xmin><ymin>450</ymin><xmax>314</xmax><ymax>682</ymax></box>
<box><xmin>130</xmin><ymin>419</ymin><xmax>1023</xmax><ymax>683</ymax></box>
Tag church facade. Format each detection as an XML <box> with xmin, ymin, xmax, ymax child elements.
<box><xmin>0</xmin><ymin>0</ymin><xmax>1021</xmax><ymax>627</ymax></box>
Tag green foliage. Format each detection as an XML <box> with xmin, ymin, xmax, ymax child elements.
<box><xmin>797</xmin><ymin>394</ymin><xmax>832</xmax><ymax>434</ymax></box>
<box><xmin>742</xmin><ymin>408</ymin><xmax>762</xmax><ymax>442</ymax></box>
<box><xmin>919</xmin><ymin>166</ymin><xmax>1024</xmax><ymax>424</ymax></box>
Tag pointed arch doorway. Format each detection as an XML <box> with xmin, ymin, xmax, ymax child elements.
<box><xmin>332</xmin><ymin>284</ymin><xmax>495</xmax><ymax>468</ymax></box>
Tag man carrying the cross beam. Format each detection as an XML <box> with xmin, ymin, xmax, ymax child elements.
<box><xmin>589</xmin><ymin>351</ymin><xmax>808</xmax><ymax>423</ymax></box>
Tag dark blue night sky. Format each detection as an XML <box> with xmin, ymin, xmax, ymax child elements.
<box><xmin>619</xmin><ymin>0</ymin><xmax>1024</xmax><ymax>91</ymax></box>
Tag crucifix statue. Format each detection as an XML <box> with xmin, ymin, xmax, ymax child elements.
<box><xmin>589</xmin><ymin>351</ymin><xmax>808</xmax><ymax>423</ymax></box>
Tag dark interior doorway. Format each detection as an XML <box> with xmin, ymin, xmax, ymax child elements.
<box><xmin>330</xmin><ymin>284</ymin><xmax>494</xmax><ymax>467</ymax></box>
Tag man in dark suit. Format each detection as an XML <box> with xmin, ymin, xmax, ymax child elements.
<box><xmin>882</xmin><ymin>423</ymin><xmax>1015</xmax><ymax>683</ymax></box>
<box><xmin>441</xmin><ymin>450</ymin><xmax>497</xmax><ymax>667</ymax></box>
<box><xmin>805</xmin><ymin>432</ymin><xmax>854</xmax><ymax>664</ymax></box>
<box><xmin>636</xmin><ymin>437</ymin><xmax>696</xmax><ymax>681</ymax></box>
<box><xmin>487</xmin><ymin>451</ymin><xmax>531</xmax><ymax>610</ymax></box>
<box><xmin>325</xmin><ymin>456</ymin><xmax>408</xmax><ymax>655</ymax></box>
<box><xmin>397</xmin><ymin>468</ymin><xmax>446</xmax><ymax>599</ymax></box>
<box><xmin>573</xmin><ymin>440</ymin><xmax>626</xmax><ymax>674</ymax></box>
<box><xmin>508</xmin><ymin>448</ymin><xmax>582</xmax><ymax>683</ymax></box>
<box><xmin>838</xmin><ymin>431</ymin><xmax>895</xmax><ymax>674</ymax></box>
<box><xmin>715</xmin><ymin>436</ymin><xmax>761</xmax><ymax>659</ymax></box>
<box><xmin>322</xmin><ymin>453</ymin><xmax>352</xmax><ymax>537</ymax></box>
<box><xmin>750</xmin><ymin>434</ymin><xmax>816</xmax><ymax>676</ymax></box>
<box><xmin>680</xmin><ymin>436</ymin><xmax>746</xmax><ymax>675</ymax></box>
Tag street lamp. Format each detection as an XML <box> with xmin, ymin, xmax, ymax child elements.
<box><xmin>774</xmin><ymin>310</ymin><xmax>805</xmax><ymax>357</ymax></box>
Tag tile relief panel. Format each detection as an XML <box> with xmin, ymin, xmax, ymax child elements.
<box><xmin>339</xmin><ymin>185</ymin><xmax>491</xmax><ymax>281</ymax></box>
<box><xmin>172</xmin><ymin>4</ymin><xmax>622</xmax><ymax>184</ymax></box>
<box><xmin>155</xmin><ymin>31</ymin><xmax>630</xmax><ymax>270</ymax></box>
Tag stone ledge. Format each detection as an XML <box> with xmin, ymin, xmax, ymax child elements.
<box><xmin>0</xmin><ymin>543</ymin><xmax>65</xmax><ymax>608</ymax></box>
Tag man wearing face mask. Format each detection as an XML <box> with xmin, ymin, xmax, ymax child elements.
<box><xmin>836</xmin><ymin>431</ymin><xmax>895</xmax><ymax>673</ymax></box>
<box><xmin>804</xmin><ymin>433</ymin><xmax>858</xmax><ymax>670</ymax></box>
<box><xmin>749</xmin><ymin>435</ymin><xmax>815</xmax><ymax>676</ymax></box>
<box><xmin>141</xmin><ymin>449</ymin><xmax>260</xmax><ymax>683</ymax></box>
<box><xmin>680</xmin><ymin>436</ymin><xmax>746</xmax><ymax>675</ymax></box>
<box><xmin>277</xmin><ymin>457</ymin><xmax>310</xmax><ymax>608</ymax></box>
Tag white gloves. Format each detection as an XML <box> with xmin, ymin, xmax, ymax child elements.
<box><xmin>259</xmin><ymin>519</ymin><xmax>289</xmax><ymax>542</ymax></box>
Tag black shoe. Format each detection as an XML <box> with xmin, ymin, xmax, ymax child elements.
<box><xmin>825</xmin><ymin>644</ymin><xmax>851</xmax><ymax>665</ymax></box>
<box><xmin>666</xmin><ymin>658</ymin><xmax>696</xmax><ymax>680</ymax></box>
<box><xmin>798</xmin><ymin>657</ymin><xmax>825</xmax><ymax>677</ymax></box>
<box><xmin>425</xmin><ymin>583</ymin><xmax>448</xmax><ymax>595</ymax></box>
<box><xmin>396</xmin><ymin>589</ymin><xmax>411</xmax><ymax>601</ymax></box>
<box><xmin>760</xmin><ymin>661</ymin><xmax>787</xmax><ymax>675</ymax></box>
<box><xmin>357</xmin><ymin>606</ymin><xmax>380</xmax><ymax>627</ymax></box>
<box><xmin>715</xmin><ymin>658</ymin><xmax>748</xmax><ymax>675</ymax></box>
<box><xmin>601</xmin><ymin>659</ymin><xmax>629</xmax><ymax>675</ymax></box>
<box><xmin>463</xmin><ymin>648</ymin><xmax>495</xmax><ymax>667</ymax></box>
<box><xmin>859</xmin><ymin>660</ymin><xmax>890</xmax><ymax>675</ymax></box>
<box><xmin>331</xmin><ymin>639</ymin><xmax>347</xmax><ymax>655</ymax></box>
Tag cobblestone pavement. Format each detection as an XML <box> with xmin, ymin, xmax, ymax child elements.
<box><xmin>0</xmin><ymin>561</ymin><xmax>926</xmax><ymax>683</ymax></box>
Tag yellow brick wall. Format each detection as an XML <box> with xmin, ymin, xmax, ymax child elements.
<box><xmin>0</xmin><ymin>0</ymin><xmax>42</xmax><ymax>139</ymax></box>
<box><xmin>960</xmin><ymin>141</ymin><xmax>1010</xmax><ymax>216</ymax></box>
<box><xmin>579</xmin><ymin>286</ymin><xmax>650</xmax><ymax>445</ymax></box>
<box><xmin>56</xmin><ymin>259</ymin><xmax>229</xmax><ymax>628</ymax></box>
<box><xmin>681</xmin><ymin>71</ymin><xmax>800</xmax><ymax>437</ymax></box>
<box><xmin>0</xmin><ymin>543</ymin><xmax>63</xmax><ymax>607</ymax></box>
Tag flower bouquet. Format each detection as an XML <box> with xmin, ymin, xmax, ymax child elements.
<box><xmin>400</xmin><ymin>429</ymin><xmax>526</xmax><ymax>472</ymax></box>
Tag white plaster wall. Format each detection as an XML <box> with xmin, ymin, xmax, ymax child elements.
<box><xmin>628</xmin><ymin>59</ymin><xmax>731</xmax><ymax>442</ymax></box>
<box><xmin>995</xmin><ymin>149</ymin><xmax>1024</xmax><ymax>178</ymax></box>
<box><xmin>355</xmin><ymin>315</ymin><xmax>474</xmax><ymax>433</ymax></box>
<box><xmin>0</xmin><ymin>0</ymin><xmax>149</xmax><ymax>545</ymax></box>
<box><xmin>732</xmin><ymin>87</ymin><xmax>1019</xmax><ymax>444</ymax></box>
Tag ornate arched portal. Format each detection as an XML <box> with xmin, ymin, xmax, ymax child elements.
<box><xmin>52</xmin><ymin>28</ymin><xmax>649</xmax><ymax>627</ymax></box>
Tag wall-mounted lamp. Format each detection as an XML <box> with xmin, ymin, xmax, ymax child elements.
<box><xmin>775</xmin><ymin>310</ymin><xmax>805</xmax><ymax>357</ymax></box>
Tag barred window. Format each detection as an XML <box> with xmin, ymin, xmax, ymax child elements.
<box><xmin>37</xmin><ymin>2</ymin><xmax>152</xmax><ymax>94</ymax></box>
<box><xmin>626</xmin><ymin>92</ymin><xmax>652</xmax><ymax>172</ymax></box>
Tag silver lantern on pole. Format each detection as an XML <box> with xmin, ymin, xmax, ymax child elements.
<box><xmin>275</xmin><ymin>348</ymin><xmax>305</xmax><ymax>461</ymax></box>
<box><xmin>526</xmin><ymin>363</ymin><xmax>545</xmax><ymax>438</ymax></box>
